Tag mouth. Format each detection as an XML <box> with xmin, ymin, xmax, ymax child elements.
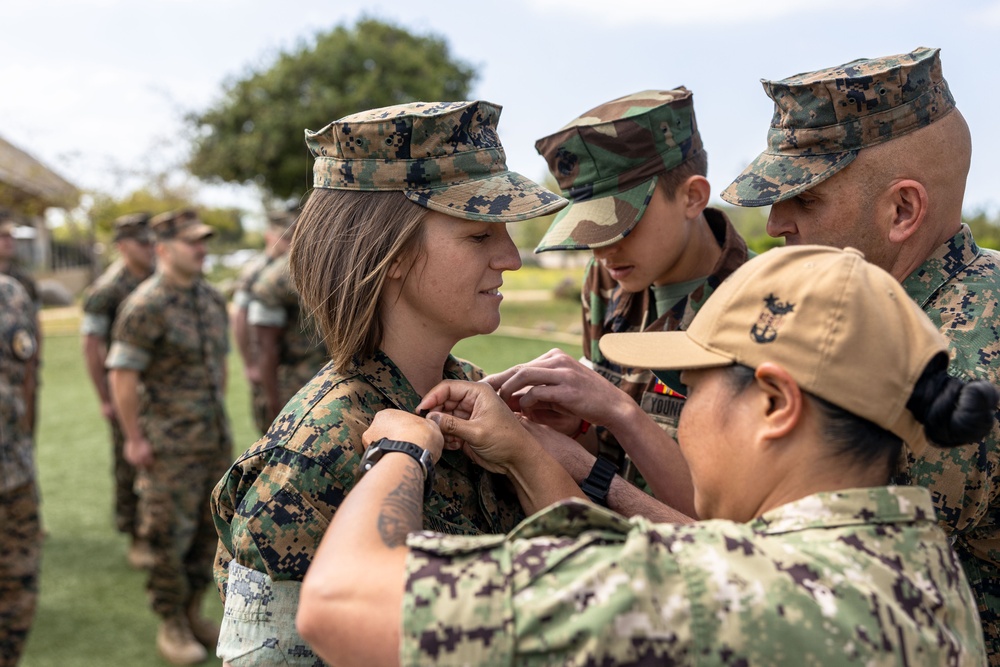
<box><xmin>603</xmin><ymin>263</ymin><xmax>634</xmax><ymax>280</ymax></box>
<box><xmin>480</xmin><ymin>286</ymin><xmax>502</xmax><ymax>298</ymax></box>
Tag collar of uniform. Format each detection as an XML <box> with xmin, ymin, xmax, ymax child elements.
<box><xmin>901</xmin><ymin>224</ymin><xmax>980</xmax><ymax>309</ymax></box>
<box><xmin>750</xmin><ymin>486</ymin><xmax>937</xmax><ymax>536</ymax></box>
<box><xmin>351</xmin><ymin>350</ymin><xmax>474</xmax><ymax>413</ymax></box>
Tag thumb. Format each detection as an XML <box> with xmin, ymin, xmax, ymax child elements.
<box><xmin>428</xmin><ymin>411</ymin><xmax>477</xmax><ymax>443</ymax></box>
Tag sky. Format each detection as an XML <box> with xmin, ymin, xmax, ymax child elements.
<box><xmin>3</xmin><ymin>0</ymin><xmax>1000</xmax><ymax>226</ymax></box>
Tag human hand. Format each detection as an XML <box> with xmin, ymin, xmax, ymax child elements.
<box><xmin>100</xmin><ymin>399</ymin><xmax>116</xmax><ymax>422</ymax></box>
<box><xmin>245</xmin><ymin>364</ymin><xmax>261</xmax><ymax>385</ymax></box>
<box><xmin>363</xmin><ymin>410</ymin><xmax>444</xmax><ymax>463</ymax></box>
<box><xmin>418</xmin><ymin>380</ymin><xmax>537</xmax><ymax>475</ymax></box>
<box><xmin>484</xmin><ymin>349</ymin><xmax>632</xmax><ymax>433</ymax></box>
<box><xmin>124</xmin><ymin>436</ymin><xmax>154</xmax><ymax>469</ymax></box>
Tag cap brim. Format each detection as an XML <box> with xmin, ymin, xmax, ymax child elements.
<box><xmin>720</xmin><ymin>150</ymin><xmax>857</xmax><ymax>207</ymax></box>
<box><xmin>177</xmin><ymin>224</ymin><xmax>215</xmax><ymax>242</ymax></box>
<box><xmin>405</xmin><ymin>171</ymin><xmax>567</xmax><ymax>223</ymax></box>
<box><xmin>599</xmin><ymin>330</ymin><xmax>734</xmax><ymax>372</ymax></box>
<box><xmin>534</xmin><ymin>177</ymin><xmax>656</xmax><ymax>253</ymax></box>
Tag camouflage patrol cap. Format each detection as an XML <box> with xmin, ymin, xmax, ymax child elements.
<box><xmin>112</xmin><ymin>212</ymin><xmax>153</xmax><ymax>242</ymax></box>
<box><xmin>306</xmin><ymin>100</ymin><xmax>566</xmax><ymax>223</ymax></box>
<box><xmin>150</xmin><ymin>208</ymin><xmax>214</xmax><ymax>242</ymax></box>
<box><xmin>534</xmin><ymin>88</ymin><xmax>703</xmax><ymax>252</ymax></box>
<box><xmin>722</xmin><ymin>46</ymin><xmax>955</xmax><ymax>207</ymax></box>
<box><xmin>600</xmin><ymin>245</ymin><xmax>948</xmax><ymax>455</ymax></box>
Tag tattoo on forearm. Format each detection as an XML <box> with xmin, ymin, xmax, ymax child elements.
<box><xmin>377</xmin><ymin>465</ymin><xmax>424</xmax><ymax>548</ymax></box>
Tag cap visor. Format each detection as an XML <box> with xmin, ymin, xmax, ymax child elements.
<box><xmin>599</xmin><ymin>330</ymin><xmax>733</xmax><ymax>371</ymax></box>
<box><xmin>535</xmin><ymin>178</ymin><xmax>656</xmax><ymax>252</ymax></box>
<box><xmin>178</xmin><ymin>224</ymin><xmax>215</xmax><ymax>242</ymax></box>
<box><xmin>405</xmin><ymin>171</ymin><xmax>567</xmax><ymax>223</ymax></box>
<box><xmin>720</xmin><ymin>150</ymin><xmax>855</xmax><ymax>207</ymax></box>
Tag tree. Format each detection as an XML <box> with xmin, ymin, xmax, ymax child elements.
<box><xmin>88</xmin><ymin>188</ymin><xmax>244</xmax><ymax>245</ymax></box>
<box><xmin>186</xmin><ymin>17</ymin><xmax>477</xmax><ymax>204</ymax></box>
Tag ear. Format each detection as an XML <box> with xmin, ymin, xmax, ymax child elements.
<box><xmin>751</xmin><ymin>362</ymin><xmax>802</xmax><ymax>444</ymax></box>
<box><xmin>681</xmin><ymin>175</ymin><xmax>711</xmax><ymax>219</ymax></box>
<box><xmin>387</xmin><ymin>253</ymin><xmax>407</xmax><ymax>280</ymax></box>
<box><xmin>886</xmin><ymin>179</ymin><xmax>928</xmax><ymax>244</ymax></box>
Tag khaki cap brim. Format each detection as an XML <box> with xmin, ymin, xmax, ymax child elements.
<box><xmin>535</xmin><ymin>177</ymin><xmax>656</xmax><ymax>252</ymax></box>
<box><xmin>599</xmin><ymin>330</ymin><xmax>733</xmax><ymax>373</ymax></box>
<box><xmin>720</xmin><ymin>150</ymin><xmax>856</xmax><ymax>207</ymax></box>
<box><xmin>405</xmin><ymin>171</ymin><xmax>566</xmax><ymax>223</ymax></box>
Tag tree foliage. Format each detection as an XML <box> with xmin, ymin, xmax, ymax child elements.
<box><xmin>88</xmin><ymin>189</ymin><xmax>244</xmax><ymax>245</ymax></box>
<box><xmin>186</xmin><ymin>17</ymin><xmax>477</xmax><ymax>203</ymax></box>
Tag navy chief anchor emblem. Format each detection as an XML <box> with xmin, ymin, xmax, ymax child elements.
<box><xmin>750</xmin><ymin>294</ymin><xmax>794</xmax><ymax>344</ymax></box>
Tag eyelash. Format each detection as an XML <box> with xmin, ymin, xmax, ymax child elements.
<box><xmin>471</xmin><ymin>233</ymin><xmax>490</xmax><ymax>243</ymax></box>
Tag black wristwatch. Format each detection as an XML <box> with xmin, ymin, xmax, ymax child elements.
<box><xmin>580</xmin><ymin>455</ymin><xmax>617</xmax><ymax>507</ymax></box>
<box><xmin>356</xmin><ymin>438</ymin><xmax>436</xmax><ymax>498</ymax></box>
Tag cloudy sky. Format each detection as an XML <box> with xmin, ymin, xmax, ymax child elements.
<box><xmin>3</xmin><ymin>0</ymin><xmax>999</xmax><ymax>221</ymax></box>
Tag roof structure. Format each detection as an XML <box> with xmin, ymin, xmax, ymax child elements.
<box><xmin>0</xmin><ymin>134</ymin><xmax>80</xmax><ymax>212</ymax></box>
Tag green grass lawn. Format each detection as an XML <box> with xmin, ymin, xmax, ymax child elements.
<box><xmin>23</xmin><ymin>320</ymin><xmax>580</xmax><ymax>665</ymax></box>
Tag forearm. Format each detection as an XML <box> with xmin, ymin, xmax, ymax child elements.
<box><xmin>299</xmin><ymin>454</ymin><xmax>413</xmax><ymax>667</ymax></box>
<box><xmin>254</xmin><ymin>325</ymin><xmax>282</xmax><ymax>416</ymax></box>
<box><xmin>603</xmin><ymin>401</ymin><xmax>696</xmax><ymax>517</ymax></box>
<box><xmin>506</xmin><ymin>447</ymin><xmax>586</xmax><ymax>515</ymax></box>
<box><xmin>232</xmin><ymin>308</ymin><xmax>251</xmax><ymax>365</ymax></box>
<box><xmin>82</xmin><ymin>335</ymin><xmax>111</xmax><ymax>403</ymax></box>
<box><xmin>108</xmin><ymin>369</ymin><xmax>142</xmax><ymax>441</ymax></box>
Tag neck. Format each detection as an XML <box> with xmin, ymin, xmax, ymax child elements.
<box><xmin>159</xmin><ymin>265</ymin><xmax>197</xmax><ymax>289</ymax></box>
<box><xmin>380</xmin><ymin>331</ymin><xmax>453</xmax><ymax>398</ymax></box>
<box><xmin>654</xmin><ymin>212</ymin><xmax>721</xmax><ymax>286</ymax></box>
<box><xmin>0</xmin><ymin>258</ymin><xmax>10</xmax><ymax>273</ymax></box>
<box><xmin>890</xmin><ymin>218</ymin><xmax>961</xmax><ymax>282</ymax></box>
<box><xmin>124</xmin><ymin>260</ymin><xmax>150</xmax><ymax>279</ymax></box>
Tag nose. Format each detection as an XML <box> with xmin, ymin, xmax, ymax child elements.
<box><xmin>492</xmin><ymin>226</ymin><xmax>522</xmax><ymax>271</ymax></box>
<box><xmin>766</xmin><ymin>202</ymin><xmax>798</xmax><ymax>240</ymax></box>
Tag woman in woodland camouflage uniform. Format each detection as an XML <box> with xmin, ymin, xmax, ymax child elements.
<box><xmin>210</xmin><ymin>100</ymin><xmax>566</xmax><ymax>666</ymax></box>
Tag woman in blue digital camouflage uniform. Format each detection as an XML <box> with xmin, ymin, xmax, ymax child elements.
<box><xmin>210</xmin><ymin>100</ymin><xmax>566</xmax><ymax>666</ymax></box>
<box><xmin>299</xmin><ymin>244</ymin><xmax>996</xmax><ymax>666</ymax></box>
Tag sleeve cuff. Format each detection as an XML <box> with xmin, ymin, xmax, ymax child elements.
<box><xmin>248</xmin><ymin>301</ymin><xmax>287</xmax><ymax>327</ymax></box>
<box><xmin>106</xmin><ymin>341</ymin><xmax>151</xmax><ymax>371</ymax></box>
<box><xmin>80</xmin><ymin>313</ymin><xmax>111</xmax><ymax>337</ymax></box>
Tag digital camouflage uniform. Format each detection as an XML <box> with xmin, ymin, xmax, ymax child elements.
<box><xmin>1</xmin><ymin>264</ymin><xmax>38</xmax><ymax>311</ymax></box>
<box><xmin>720</xmin><ymin>47</ymin><xmax>1000</xmax><ymax>660</ymax></box>
<box><xmin>534</xmin><ymin>89</ymin><xmax>752</xmax><ymax>479</ymax></box>
<box><xmin>212</xmin><ymin>351</ymin><xmax>524</xmax><ymax>666</ymax></box>
<box><xmin>247</xmin><ymin>252</ymin><xmax>327</xmax><ymax>427</ymax></box>
<box><xmin>580</xmin><ymin>208</ymin><xmax>750</xmax><ymax>474</ymax></box>
<box><xmin>897</xmin><ymin>224</ymin><xmax>1000</xmax><ymax>656</ymax></box>
<box><xmin>81</xmin><ymin>258</ymin><xmax>152</xmax><ymax>538</ymax></box>
<box><xmin>0</xmin><ymin>275</ymin><xmax>40</xmax><ymax>667</ymax></box>
<box><xmin>107</xmin><ymin>273</ymin><xmax>232</xmax><ymax>619</ymax></box>
<box><xmin>231</xmin><ymin>251</ymin><xmax>274</xmax><ymax>433</ymax></box>
<box><xmin>402</xmin><ymin>488</ymin><xmax>985</xmax><ymax>665</ymax></box>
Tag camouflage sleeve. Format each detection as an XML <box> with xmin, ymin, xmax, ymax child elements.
<box><xmin>111</xmin><ymin>289</ymin><xmax>163</xmax><ymax>353</ymax></box>
<box><xmin>216</xmin><ymin>562</ymin><xmax>319</xmax><ymax>666</ymax></box>
<box><xmin>232</xmin><ymin>289</ymin><xmax>253</xmax><ymax>310</ymax></box>
<box><xmin>581</xmin><ymin>256</ymin><xmax>599</xmax><ymax>362</ymax></box>
<box><xmin>105</xmin><ymin>341</ymin><xmax>151</xmax><ymax>371</ymax></box>
<box><xmin>80</xmin><ymin>313</ymin><xmax>111</xmax><ymax>338</ymax></box>
<box><xmin>401</xmin><ymin>500</ymin><xmax>686</xmax><ymax>666</ymax></box>
<box><xmin>247</xmin><ymin>300</ymin><xmax>286</xmax><ymax>328</ymax></box>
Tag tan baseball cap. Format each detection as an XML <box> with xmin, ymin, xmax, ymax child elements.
<box><xmin>599</xmin><ymin>245</ymin><xmax>948</xmax><ymax>454</ymax></box>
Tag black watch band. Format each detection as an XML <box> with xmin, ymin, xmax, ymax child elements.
<box><xmin>357</xmin><ymin>438</ymin><xmax>436</xmax><ymax>498</ymax></box>
<box><xmin>580</xmin><ymin>455</ymin><xmax>617</xmax><ymax>507</ymax></box>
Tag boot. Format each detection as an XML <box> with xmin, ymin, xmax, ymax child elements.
<box><xmin>187</xmin><ymin>592</ymin><xmax>220</xmax><ymax>650</ymax></box>
<box><xmin>127</xmin><ymin>538</ymin><xmax>154</xmax><ymax>570</ymax></box>
<box><xmin>157</xmin><ymin>615</ymin><xmax>208</xmax><ymax>665</ymax></box>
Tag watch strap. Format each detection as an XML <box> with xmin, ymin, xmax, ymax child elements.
<box><xmin>580</xmin><ymin>455</ymin><xmax>617</xmax><ymax>506</ymax></box>
<box><xmin>358</xmin><ymin>438</ymin><xmax>436</xmax><ymax>498</ymax></box>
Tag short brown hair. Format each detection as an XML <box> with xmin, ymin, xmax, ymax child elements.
<box><xmin>659</xmin><ymin>149</ymin><xmax>709</xmax><ymax>201</ymax></box>
<box><xmin>289</xmin><ymin>189</ymin><xmax>425</xmax><ymax>371</ymax></box>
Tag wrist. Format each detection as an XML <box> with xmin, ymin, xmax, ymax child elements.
<box><xmin>580</xmin><ymin>455</ymin><xmax>617</xmax><ymax>507</ymax></box>
<box><xmin>572</xmin><ymin>419</ymin><xmax>591</xmax><ymax>439</ymax></box>
<box><xmin>357</xmin><ymin>438</ymin><xmax>436</xmax><ymax>498</ymax></box>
